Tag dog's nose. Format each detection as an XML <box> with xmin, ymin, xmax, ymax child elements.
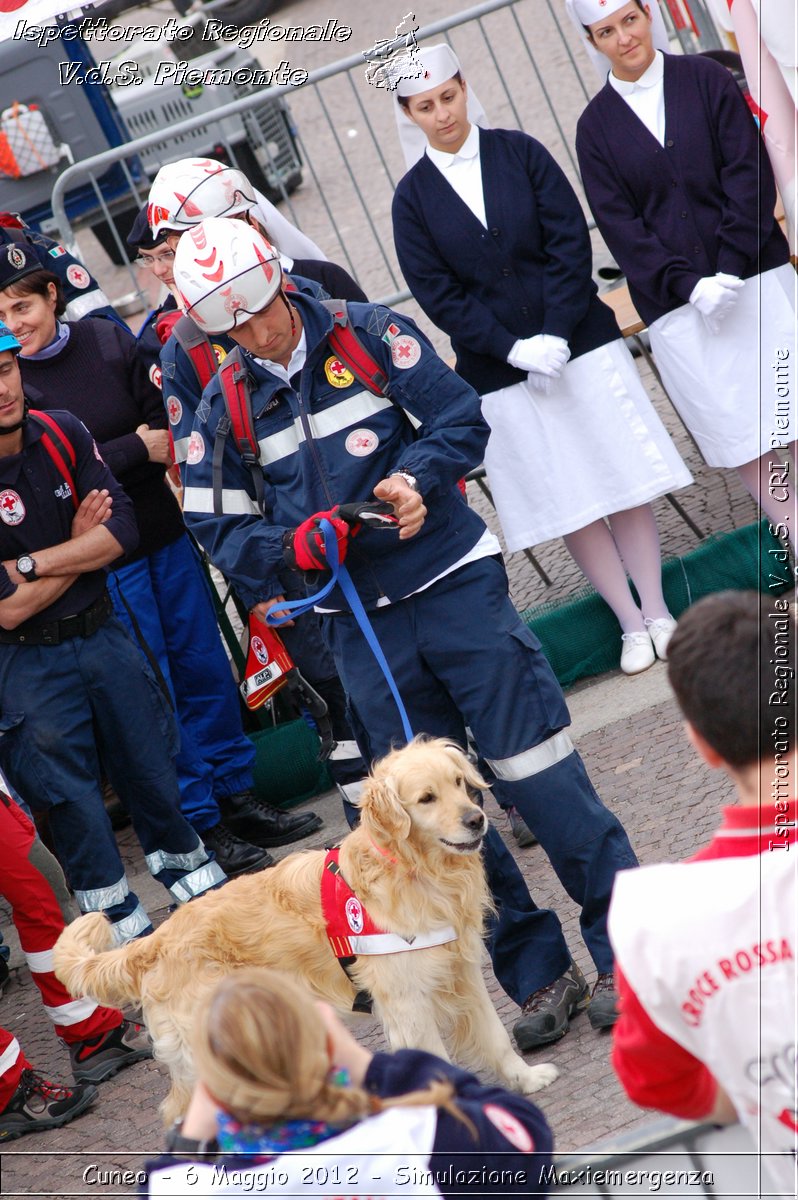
<box><xmin>462</xmin><ymin>810</ymin><xmax>486</xmax><ymax>833</ymax></box>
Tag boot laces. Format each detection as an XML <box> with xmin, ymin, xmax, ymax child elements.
<box><xmin>18</xmin><ymin>1069</ymin><xmax>72</xmax><ymax>1103</ymax></box>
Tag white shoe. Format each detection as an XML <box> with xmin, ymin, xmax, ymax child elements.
<box><xmin>620</xmin><ymin>631</ymin><xmax>655</xmax><ymax>675</ymax></box>
<box><xmin>645</xmin><ymin>616</ymin><xmax>678</xmax><ymax>661</ymax></box>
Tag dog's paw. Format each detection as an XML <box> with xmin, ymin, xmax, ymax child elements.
<box><xmin>518</xmin><ymin>1062</ymin><xmax>559</xmax><ymax>1093</ymax></box>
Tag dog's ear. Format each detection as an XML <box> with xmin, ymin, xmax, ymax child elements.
<box><xmin>446</xmin><ymin>743</ymin><xmax>490</xmax><ymax>796</ymax></box>
<box><xmin>359</xmin><ymin>773</ymin><xmax>412</xmax><ymax>845</ymax></box>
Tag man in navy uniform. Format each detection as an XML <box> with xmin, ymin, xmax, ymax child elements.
<box><xmin>0</xmin><ymin>321</ymin><xmax>225</xmax><ymax>942</ymax></box>
<box><xmin>175</xmin><ymin>217</ymin><xmax>640</xmax><ymax>1047</ymax></box>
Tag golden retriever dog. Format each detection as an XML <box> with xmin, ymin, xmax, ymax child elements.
<box><xmin>54</xmin><ymin>737</ymin><xmax>557</xmax><ymax>1123</ymax></box>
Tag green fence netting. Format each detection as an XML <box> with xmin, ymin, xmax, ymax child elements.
<box><xmin>253</xmin><ymin>520</ymin><xmax>790</xmax><ymax>805</ymax></box>
<box><xmin>250</xmin><ymin>720</ymin><xmax>332</xmax><ymax>810</ymax></box>
<box><xmin>522</xmin><ymin>519</ymin><xmax>792</xmax><ymax>689</ymax></box>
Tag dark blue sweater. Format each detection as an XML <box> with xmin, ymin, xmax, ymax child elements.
<box><xmin>392</xmin><ymin>127</ymin><xmax>620</xmax><ymax>395</ymax></box>
<box><xmin>576</xmin><ymin>52</ymin><xmax>789</xmax><ymax>326</ymax></box>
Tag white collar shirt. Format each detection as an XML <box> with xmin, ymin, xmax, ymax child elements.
<box><xmin>425</xmin><ymin>124</ymin><xmax>487</xmax><ymax>228</ymax></box>
<box><xmin>252</xmin><ymin>327</ymin><xmax>307</xmax><ymax>384</ymax></box>
<box><xmin>608</xmin><ymin>50</ymin><xmax>666</xmax><ymax>146</ymax></box>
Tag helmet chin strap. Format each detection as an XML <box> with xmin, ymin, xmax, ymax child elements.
<box><xmin>2</xmin><ymin>396</ymin><xmax>29</xmax><ymax>434</ymax></box>
<box><xmin>280</xmin><ymin>290</ymin><xmax>297</xmax><ymax>337</ymax></box>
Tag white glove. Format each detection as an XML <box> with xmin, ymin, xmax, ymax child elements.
<box><xmin>688</xmin><ymin>274</ymin><xmax>743</xmax><ymax>334</ymax></box>
<box><xmin>525</xmin><ymin>371</ymin><xmax>554</xmax><ymax>396</ymax></box>
<box><xmin>507</xmin><ymin>334</ymin><xmax>571</xmax><ymax>376</ymax></box>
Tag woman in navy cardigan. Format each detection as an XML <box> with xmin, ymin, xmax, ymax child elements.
<box><xmin>391</xmin><ymin>44</ymin><xmax>692</xmax><ymax>675</ymax></box>
<box><xmin>573</xmin><ymin>0</ymin><xmax>796</xmax><ymax>544</ymax></box>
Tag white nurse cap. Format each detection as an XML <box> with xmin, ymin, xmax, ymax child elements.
<box><xmin>393</xmin><ymin>43</ymin><xmax>490</xmax><ymax>169</ymax></box>
<box><xmin>564</xmin><ymin>0</ymin><xmax>671</xmax><ymax>81</ymax></box>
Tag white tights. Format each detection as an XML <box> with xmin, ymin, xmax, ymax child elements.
<box><xmin>563</xmin><ymin>504</ymin><xmax>670</xmax><ymax>634</ymax></box>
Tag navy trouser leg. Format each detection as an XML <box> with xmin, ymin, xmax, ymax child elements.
<box><xmin>0</xmin><ymin>621</ymin><xmax>224</xmax><ymax>941</ymax></box>
<box><xmin>323</xmin><ymin>603</ymin><xmax>572</xmax><ymax>1002</ymax></box>
<box><xmin>109</xmin><ymin>535</ymin><xmax>256</xmax><ymax>828</ymax></box>
<box><xmin>409</xmin><ymin>557</ymin><xmax>638</xmax><ymax>974</ymax></box>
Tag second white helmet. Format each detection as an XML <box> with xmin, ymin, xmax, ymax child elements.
<box><xmin>147</xmin><ymin>158</ymin><xmax>257</xmax><ymax>237</ymax></box>
<box><xmin>173</xmin><ymin>216</ymin><xmax>283</xmax><ymax>333</ymax></box>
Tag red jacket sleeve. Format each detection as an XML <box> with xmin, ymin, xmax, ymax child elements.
<box><xmin>611</xmin><ymin>966</ymin><xmax>719</xmax><ymax>1120</ymax></box>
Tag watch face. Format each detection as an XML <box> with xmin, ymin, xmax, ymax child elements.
<box><xmin>17</xmin><ymin>556</ymin><xmax>34</xmax><ymax>575</ymax></box>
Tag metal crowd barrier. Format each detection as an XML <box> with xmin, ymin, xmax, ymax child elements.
<box><xmin>49</xmin><ymin>0</ymin><xmax>718</xmax><ymax>313</ymax></box>
<box><xmin>552</xmin><ymin>1116</ymin><xmax>768</xmax><ymax>1198</ymax></box>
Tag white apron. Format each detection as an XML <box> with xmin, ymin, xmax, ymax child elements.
<box><xmin>649</xmin><ymin>263</ymin><xmax>797</xmax><ymax>467</ymax></box>
<box><xmin>481</xmin><ymin>337</ymin><xmax>693</xmax><ymax>550</ymax></box>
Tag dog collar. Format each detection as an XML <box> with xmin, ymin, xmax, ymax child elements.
<box><xmin>368</xmin><ymin>837</ymin><xmax>399</xmax><ymax>865</ymax></box>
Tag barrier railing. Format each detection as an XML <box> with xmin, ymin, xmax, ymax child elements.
<box><xmin>49</xmin><ymin>0</ymin><xmax>716</xmax><ymax>313</ymax></box>
<box><xmin>553</xmin><ymin>1116</ymin><xmax>769</xmax><ymax>1198</ymax></box>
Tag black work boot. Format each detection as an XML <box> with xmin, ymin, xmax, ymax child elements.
<box><xmin>588</xmin><ymin>971</ymin><xmax>619</xmax><ymax>1030</ymax></box>
<box><xmin>202</xmin><ymin>824</ymin><xmax>273</xmax><ymax>877</ymax></box>
<box><xmin>217</xmin><ymin>791</ymin><xmax>322</xmax><ymax>848</ymax></box>
<box><xmin>0</xmin><ymin>1070</ymin><xmax>97</xmax><ymax>1141</ymax></box>
<box><xmin>513</xmin><ymin>961</ymin><xmax>590</xmax><ymax>1050</ymax></box>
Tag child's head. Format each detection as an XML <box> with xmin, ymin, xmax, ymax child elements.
<box><xmin>667</xmin><ymin>591</ymin><xmax>797</xmax><ymax>769</ymax></box>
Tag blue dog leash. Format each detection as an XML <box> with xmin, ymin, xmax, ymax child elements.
<box><xmin>265</xmin><ymin>518</ymin><xmax>415</xmax><ymax>744</ymax></box>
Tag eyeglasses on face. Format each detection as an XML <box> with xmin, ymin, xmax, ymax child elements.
<box><xmin>134</xmin><ymin>249</ymin><xmax>176</xmax><ymax>269</ymax></box>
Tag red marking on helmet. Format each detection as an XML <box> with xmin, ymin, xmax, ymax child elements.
<box><xmin>148</xmin><ymin>204</ymin><xmax>171</xmax><ymax>229</ymax></box>
<box><xmin>254</xmin><ymin>244</ymin><xmax>275</xmax><ymax>281</ymax></box>
<box><xmin>194</xmin><ymin>249</ymin><xmax>217</xmax><ymax>268</ymax></box>
<box><xmin>202</xmin><ymin>262</ymin><xmax>225</xmax><ymax>283</ymax></box>
<box><xmin>176</xmin><ymin>191</ymin><xmax>203</xmax><ymax>218</ymax></box>
<box><xmin>190</xmin><ymin>226</ymin><xmax>207</xmax><ymax>250</ymax></box>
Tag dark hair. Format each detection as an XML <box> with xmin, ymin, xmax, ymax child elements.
<box><xmin>584</xmin><ymin>0</ymin><xmax>647</xmax><ymax>36</ymax></box>
<box><xmin>1</xmin><ymin>269</ymin><xmax>66</xmax><ymax>317</ymax></box>
<box><xmin>396</xmin><ymin>71</ymin><xmax>464</xmax><ymax>110</ymax></box>
<box><xmin>667</xmin><ymin>591</ymin><xmax>797</xmax><ymax>767</ymax></box>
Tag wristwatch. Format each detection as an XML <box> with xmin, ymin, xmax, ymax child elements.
<box><xmin>391</xmin><ymin>470</ymin><xmax>419</xmax><ymax>493</ymax></box>
<box><xmin>16</xmin><ymin>555</ymin><xmax>38</xmax><ymax>582</ymax></box>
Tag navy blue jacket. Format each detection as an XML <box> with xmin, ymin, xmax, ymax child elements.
<box><xmin>182</xmin><ymin>293</ymin><xmax>489</xmax><ymax>611</ymax></box>
<box><xmin>0</xmin><ymin>411</ymin><xmax>138</xmax><ymax>627</ymax></box>
<box><xmin>575</xmin><ymin>53</ymin><xmax>790</xmax><ymax>327</ymax></box>
<box><xmin>18</xmin><ymin>320</ymin><xmax>184</xmax><ymax>565</ymax></box>
<box><xmin>144</xmin><ymin>1049</ymin><xmax>554</xmax><ymax>1199</ymax></box>
<box><xmin>392</xmin><ymin>127</ymin><xmax>619</xmax><ymax>395</ymax></box>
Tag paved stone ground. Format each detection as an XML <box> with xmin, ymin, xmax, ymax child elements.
<box><xmin>0</xmin><ymin>612</ymin><xmax>737</xmax><ymax>1196</ymax></box>
<box><xmin>0</xmin><ymin>0</ymin><xmax>769</xmax><ymax>1192</ymax></box>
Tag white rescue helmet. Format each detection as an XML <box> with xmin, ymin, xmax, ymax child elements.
<box><xmin>173</xmin><ymin>216</ymin><xmax>283</xmax><ymax>333</ymax></box>
<box><xmin>147</xmin><ymin>158</ymin><xmax>257</xmax><ymax>237</ymax></box>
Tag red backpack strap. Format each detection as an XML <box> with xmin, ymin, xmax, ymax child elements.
<box><xmin>320</xmin><ymin>300</ymin><xmax>389</xmax><ymax>397</ymax></box>
<box><xmin>28</xmin><ymin>410</ymin><xmax>79</xmax><ymax>512</ymax></box>
<box><xmin>215</xmin><ymin>347</ymin><xmax>265</xmax><ymax>517</ymax></box>
<box><xmin>172</xmin><ymin>315</ymin><xmax>220</xmax><ymax>390</ymax></box>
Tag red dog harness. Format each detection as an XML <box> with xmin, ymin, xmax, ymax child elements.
<box><xmin>321</xmin><ymin>848</ymin><xmax>457</xmax><ymax>1013</ymax></box>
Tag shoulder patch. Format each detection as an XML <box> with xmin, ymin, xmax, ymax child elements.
<box><xmin>66</xmin><ymin>263</ymin><xmax>91</xmax><ymax>290</ymax></box>
<box><xmin>391</xmin><ymin>335</ymin><xmax>421</xmax><ymax>369</ymax></box>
